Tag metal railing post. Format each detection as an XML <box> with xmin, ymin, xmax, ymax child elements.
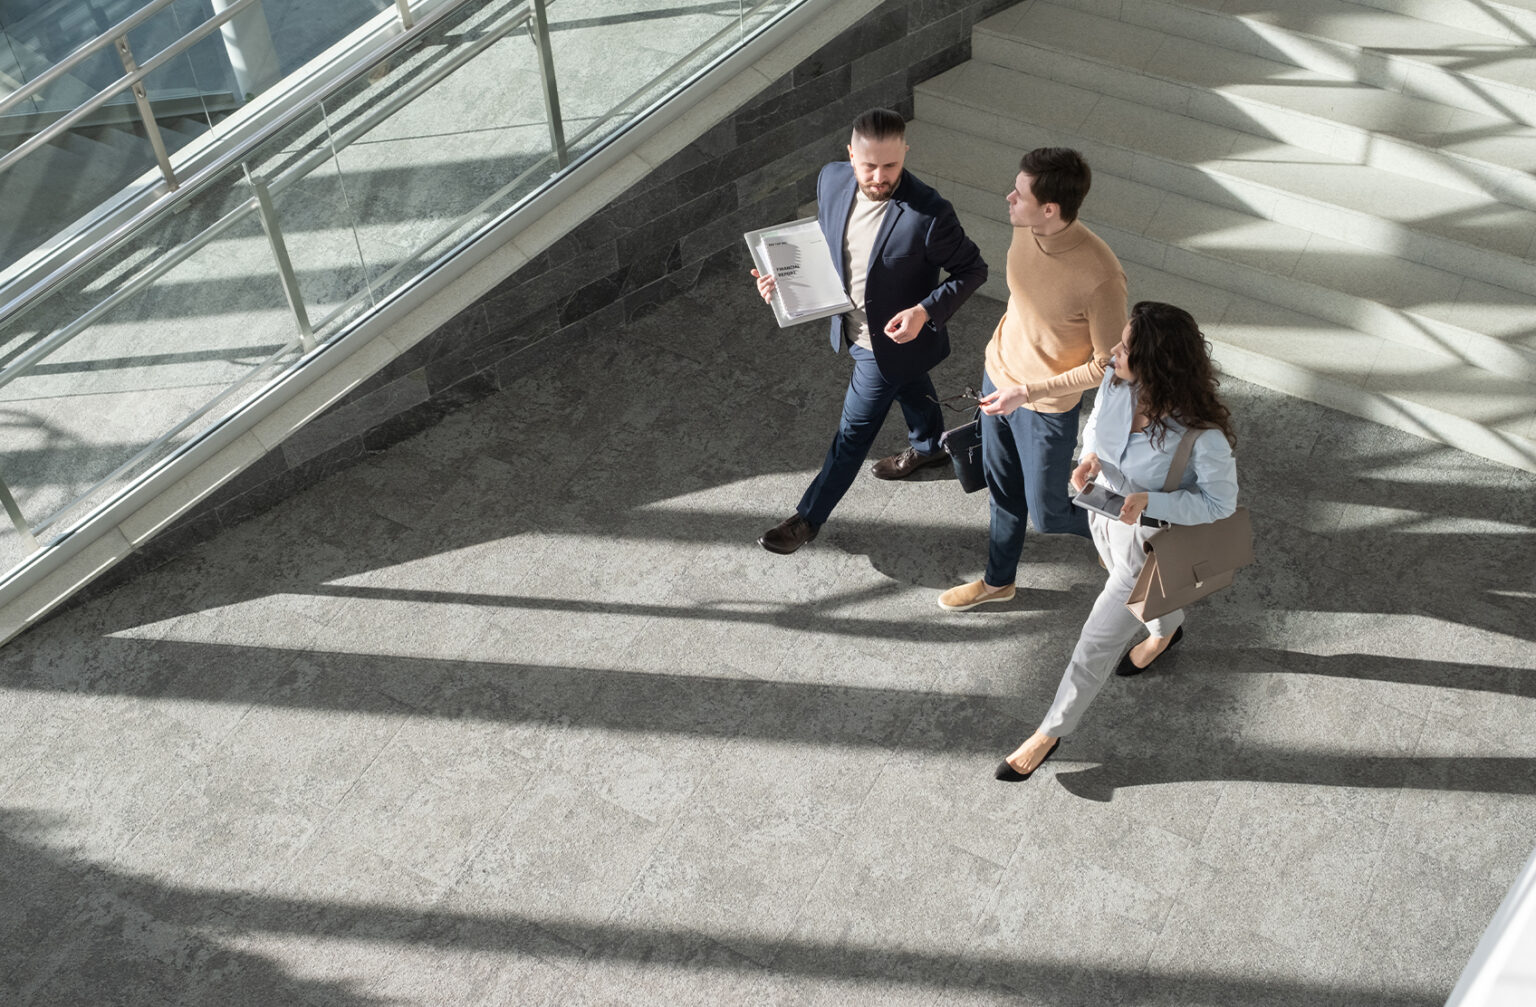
<box><xmin>249</xmin><ymin>176</ymin><xmax>317</xmax><ymax>351</ymax></box>
<box><xmin>114</xmin><ymin>36</ymin><xmax>180</xmax><ymax>192</ymax></box>
<box><xmin>0</xmin><ymin>476</ymin><xmax>39</xmax><ymax>552</ymax></box>
<box><xmin>529</xmin><ymin>0</ymin><xmax>568</xmax><ymax>167</ymax></box>
<box><xmin>395</xmin><ymin>0</ymin><xmax>415</xmax><ymax>30</ymax></box>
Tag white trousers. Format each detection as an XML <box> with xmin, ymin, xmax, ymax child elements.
<box><xmin>1038</xmin><ymin>511</ymin><xmax>1186</xmax><ymax>737</ymax></box>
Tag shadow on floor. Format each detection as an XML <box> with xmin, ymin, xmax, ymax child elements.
<box><xmin>0</xmin><ymin>808</ymin><xmax>1437</xmax><ymax>1007</ymax></box>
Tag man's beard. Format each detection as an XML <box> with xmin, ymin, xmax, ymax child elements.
<box><xmin>860</xmin><ymin>182</ymin><xmax>893</xmax><ymax>201</ymax></box>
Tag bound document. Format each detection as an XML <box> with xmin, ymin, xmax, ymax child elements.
<box><xmin>744</xmin><ymin>217</ymin><xmax>854</xmax><ymax>328</ymax></box>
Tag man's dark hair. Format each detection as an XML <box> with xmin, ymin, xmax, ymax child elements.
<box><xmin>1019</xmin><ymin>147</ymin><xmax>1092</xmax><ymax>222</ymax></box>
<box><xmin>851</xmin><ymin>108</ymin><xmax>906</xmax><ymax>142</ymax></box>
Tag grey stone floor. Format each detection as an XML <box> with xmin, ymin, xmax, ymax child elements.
<box><xmin>2</xmin><ymin>270</ymin><xmax>1535</xmax><ymax>1006</ymax></box>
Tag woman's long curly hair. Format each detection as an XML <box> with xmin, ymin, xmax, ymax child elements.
<box><xmin>1124</xmin><ymin>301</ymin><xmax>1236</xmax><ymax>449</ymax></box>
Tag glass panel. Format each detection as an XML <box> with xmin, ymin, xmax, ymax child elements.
<box><xmin>126</xmin><ymin>0</ymin><xmax>240</xmax><ymax>147</ymax></box>
<box><xmin>0</xmin><ymin>168</ymin><xmax>321</xmax><ymax>544</ymax></box>
<box><xmin>547</xmin><ymin>0</ymin><xmax>693</xmax><ymax>155</ymax></box>
<box><xmin>548</xmin><ymin>0</ymin><xmax>769</xmax><ymax>158</ymax></box>
<box><xmin>257</xmin><ymin>109</ymin><xmax>377</xmax><ymax>339</ymax></box>
<box><xmin>0</xmin><ymin>1</ymin><xmax>129</xmax><ymax>117</ymax></box>
<box><xmin>0</xmin><ymin>491</ymin><xmax>34</xmax><ymax>574</ymax></box>
<box><xmin>0</xmin><ymin>69</ymin><xmax>160</xmax><ymax>275</ymax></box>
<box><xmin>262</xmin><ymin>0</ymin><xmax>395</xmax><ymax>81</ymax></box>
<box><xmin>320</xmin><ymin>0</ymin><xmax>556</xmax><ymax>306</ymax></box>
<box><xmin>0</xmin><ymin>0</ymin><xmax>818</xmax><ymax>573</ymax></box>
<box><xmin>0</xmin><ymin>117</ymin><xmax>287</xmax><ymax>370</ymax></box>
<box><xmin>0</xmin><ymin>2</ymin><xmax>230</xmax><ymax>276</ymax></box>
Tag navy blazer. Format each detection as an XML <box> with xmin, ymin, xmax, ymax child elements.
<box><xmin>817</xmin><ymin>162</ymin><xmax>987</xmax><ymax>386</ymax></box>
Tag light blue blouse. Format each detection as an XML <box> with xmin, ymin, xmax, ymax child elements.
<box><xmin>1080</xmin><ymin>366</ymin><xmax>1239</xmax><ymax>526</ymax></box>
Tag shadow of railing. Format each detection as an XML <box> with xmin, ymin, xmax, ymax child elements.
<box><xmin>0</xmin><ymin>808</ymin><xmax>1446</xmax><ymax>1006</ymax></box>
<box><xmin>1056</xmin><ymin>752</ymin><xmax>1536</xmax><ymax>802</ymax></box>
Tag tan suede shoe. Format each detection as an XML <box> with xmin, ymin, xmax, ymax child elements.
<box><xmin>937</xmin><ymin>579</ymin><xmax>1015</xmax><ymax>611</ymax></box>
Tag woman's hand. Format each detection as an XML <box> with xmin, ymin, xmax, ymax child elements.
<box><xmin>1070</xmin><ymin>453</ymin><xmax>1101</xmax><ymax>492</ymax></box>
<box><xmin>979</xmin><ymin>384</ymin><xmax>1030</xmax><ymax>416</ymax></box>
<box><xmin>1118</xmin><ymin>491</ymin><xmax>1149</xmax><ymax>525</ymax></box>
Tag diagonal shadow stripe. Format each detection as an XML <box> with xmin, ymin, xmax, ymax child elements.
<box><xmin>2</xmin><ymin>637</ymin><xmax>1034</xmax><ymax>755</ymax></box>
<box><xmin>0</xmin><ymin>817</ymin><xmax>1440</xmax><ymax>1007</ymax></box>
<box><xmin>1201</xmin><ymin>648</ymin><xmax>1536</xmax><ymax>698</ymax></box>
<box><xmin>308</xmin><ymin>582</ymin><xmax>1071</xmax><ymax>643</ymax></box>
<box><xmin>216</xmin><ymin>897</ymin><xmax>1442</xmax><ymax>1007</ymax></box>
<box><xmin>16</xmin><ymin>343</ymin><xmax>290</xmax><ymax>375</ymax></box>
<box><xmin>1055</xmin><ymin>750</ymin><xmax>1536</xmax><ymax>802</ymax></box>
<box><xmin>547</xmin><ymin>1</ymin><xmax>747</xmax><ymax>32</ymax></box>
<box><xmin>7</xmin><ymin>637</ymin><xmax>1531</xmax><ymax>797</ymax></box>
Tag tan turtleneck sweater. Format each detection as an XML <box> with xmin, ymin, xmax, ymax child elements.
<box><xmin>983</xmin><ymin>219</ymin><xmax>1127</xmax><ymax>413</ymax></box>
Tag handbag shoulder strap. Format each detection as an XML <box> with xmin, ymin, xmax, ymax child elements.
<box><xmin>1162</xmin><ymin>426</ymin><xmax>1204</xmax><ymax>492</ymax></box>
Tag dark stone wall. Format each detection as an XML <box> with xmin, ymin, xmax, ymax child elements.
<box><xmin>74</xmin><ymin>0</ymin><xmax>1015</xmax><ymax>603</ymax></box>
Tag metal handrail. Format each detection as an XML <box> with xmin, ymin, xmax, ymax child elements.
<box><xmin>0</xmin><ymin>0</ymin><xmax>813</xmax><ymax>564</ymax></box>
<box><xmin>0</xmin><ymin>0</ymin><xmax>265</xmax><ymax>178</ymax></box>
<box><xmin>0</xmin><ymin>0</ymin><xmax>178</xmax><ymax>118</ymax></box>
<box><xmin>0</xmin><ymin>0</ymin><xmax>750</xmax><ymax>357</ymax></box>
<box><xmin>0</xmin><ymin>198</ymin><xmax>258</xmax><ymax>394</ymax></box>
<box><xmin>260</xmin><ymin>0</ymin><xmax>789</xmax><ymax>350</ymax></box>
<box><xmin>0</xmin><ymin>0</ymin><xmax>548</xmax><ymax>546</ymax></box>
<box><xmin>0</xmin><ymin>0</ymin><xmax>477</xmax><ymax>338</ymax></box>
<box><xmin>28</xmin><ymin>332</ymin><xmax>303</xmax><ymax>538</ymax></box>
<box><xmin>0</xmin><ymin>0</ymin><xmax>531</xmax><ymax>392</ymax></box>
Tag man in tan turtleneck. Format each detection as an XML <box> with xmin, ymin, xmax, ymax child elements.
<box><xmin>939</xmin><ymin>148</ymin><xmax>1127</xmax><ymax>611</ymax></box>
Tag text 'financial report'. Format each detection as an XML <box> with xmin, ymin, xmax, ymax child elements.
<box><xmin>745</xmin><ymin>218</ymin><xmax>853</xmax><ymax>327</ymax></box>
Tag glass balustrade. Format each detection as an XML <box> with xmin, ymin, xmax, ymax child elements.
<box><xmin>0</xmin><ymin>0</ymin><xmax>804</xmax><ymax>574</ymax></box>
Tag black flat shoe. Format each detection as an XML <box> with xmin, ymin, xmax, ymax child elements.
<box><xmin>1115</xmin><ymin>625</ymin><xmax>1184</xmax><ymax>677</ymax></box>
<box><xmin>994</xmin><ymin>737</ymin><xmax>1060</xmax><ymax>782</ymax></box>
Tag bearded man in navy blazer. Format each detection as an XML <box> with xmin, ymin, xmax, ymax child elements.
<box><xmin>751</xmin><ymin>108</ymin><xmax>987</xmax><ymax>554</ymax></box>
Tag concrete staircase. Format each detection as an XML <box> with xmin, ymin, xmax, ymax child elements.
<box><xmin>905</xmin><ymin>0</ymin><xmax>1536</xmax><ymax>472</ymax></box>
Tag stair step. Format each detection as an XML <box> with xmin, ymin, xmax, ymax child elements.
<box><xmin>1048</xmin><ymin>0</ymin><xmax>1536</xmax><ymax>125</ymax></box>
<box><xmin>907</xmin><ymin>119</ymin><xmax>1536</xmax><ymax>381</ymax></box>
<box><xmin>0</xmin><ymin>143</ymin><xmax>124</xmax><ymax>265</ymax></box>
<box><xmin>916</xmin><ymin>61</ymin><xmax>1536</xmax><ymax>297</ymax></box>
<box><xmin>98</xmin><ymin>123</ymin><xmax>150</xmax><ymax>155</ymax></box>
<box><xmin>3</xmin><ymin>0</ymin><xmax>143</xmax><ymax>67</ymax></box>
<box><xmin>907</xmin><ymin>0</ymin><xmax>1536</xmax><ymax>472</ymax></box>
<box><xmin>1337</xmin><ymin>0</ymin><xmax>1536</xmax><ymax>45</ymax></box>
<box><xmin>0</xmin><ymin>0</ymin><xmax>59</xmax><ymax>21</ymax></box>
<box><xmin>160</xmin><ymin>116</ymin><xmax>212</xmax><ymax>145</ymax></box>
<box><xmin>975</xmin><ymin>3</ymin><xmax>1536</xmax><ymax>210</ymax></box>
<box><xmin>44</xmin><ymin>132</ymin><xmax>146</xmax><ymax>188</ymax></box>
<box><xmin>955</xmin><ymin>212</ymin><xmax>1536</xmax><ymax>472</ymax></box>
<box><xmin>0</xmin><ymin>29</ymin><xmax>96</xmax><ymax>111</ymax></box>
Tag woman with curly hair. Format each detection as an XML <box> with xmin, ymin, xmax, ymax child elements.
<box><xmin>996</xmin><ymin>301</ymin><xmax>1239</xmax><ymax>781</ymax></box>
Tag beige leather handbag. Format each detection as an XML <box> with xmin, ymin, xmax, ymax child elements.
<box><xmin>1125</xmin><ymin>427</ymin><xmax>1254</xmax><ymax>622</ymax></box>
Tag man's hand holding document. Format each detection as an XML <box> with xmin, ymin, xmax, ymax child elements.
<box><xmin>745</xmin><ymin>218</ymin><xmax>854</xmax><ymax>327</ymax></box>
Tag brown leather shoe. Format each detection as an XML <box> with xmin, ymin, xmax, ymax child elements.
<box><xmin>759</xmin><ymin>513</ymin><xmax>819</xmax><ymax>554</ymax></box>
<box><xmin>870</xmin><ymin>447</ymin><xmax>949</xmax><ymax>480</ymax></box>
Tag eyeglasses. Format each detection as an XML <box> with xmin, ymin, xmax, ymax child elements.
<box><xmin>929</xmin><ymin>387</ymin><xmax>981</xmax><ymax>412</ymax></box>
